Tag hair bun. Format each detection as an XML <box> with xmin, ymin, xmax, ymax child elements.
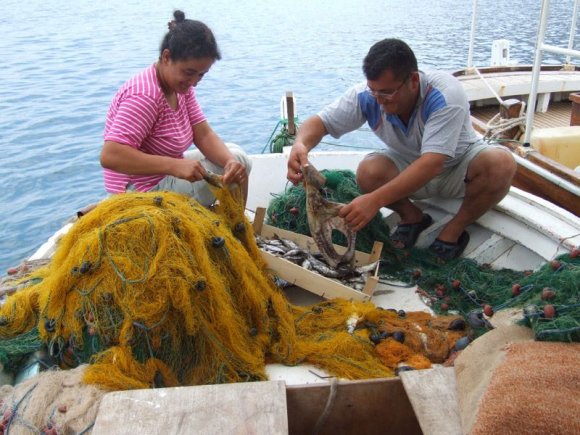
<box><xmin>173</xmin><ymin>10</ymin><xmax>186</xmax><ymax>23</ymax></box>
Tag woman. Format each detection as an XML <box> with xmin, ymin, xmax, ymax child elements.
<box><xmin>100</xmin><ymin>10</ymin><xmax>251</xmax><ymax>206</ymax></box>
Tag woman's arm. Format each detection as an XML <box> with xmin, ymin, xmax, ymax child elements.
<box><xmin>100</xmin><ymin>141</ymin><xmax>207</xmax><ymax>182</ymax></box>
<box><xmin>192</xmin><ymin>121</ymin><xmax>237</xmax><ymax>166</ymax></box>
<box><xmin>193</xmin><ymin>121</ymin><xmax>247</xmax><ymax>184</ymax></box>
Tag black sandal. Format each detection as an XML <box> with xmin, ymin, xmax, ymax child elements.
<box><xmin>429</xmin><ymin>231</ymin><xmax>470</xmax><ymax>261</ymax></box>
<box><xmin>390</xmin><ymin>214</ymin><xmax>433</xmax><ymax>249</ymax></box>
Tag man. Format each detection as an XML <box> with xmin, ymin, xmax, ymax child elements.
<box><xmin>287</xmin><ymin>39</ymin><xmax>516</xmax><ymax>260</ymax></box>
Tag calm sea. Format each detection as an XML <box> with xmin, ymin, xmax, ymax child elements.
<box><xmin>0</xmin><ymin>0</ymin><xmax>578</xmax><ymax>271</ymax></box>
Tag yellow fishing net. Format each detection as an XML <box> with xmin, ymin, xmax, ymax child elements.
<box><xmin>0</xmin><ymin>185</ymin><xmax>465</xmax><ymax>390</ymax></box>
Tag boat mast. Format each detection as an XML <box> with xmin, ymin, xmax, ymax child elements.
<box><xmin>523</xmin><ymin>0</ymin><xmax>580</xmax><ymax>146</ymax></box>
<box><xmin>566</xmin><ymin>0</ymin><xmax>579</xmax><ymax>65</ymax></box>
<box><xmin>467</xmin><ymin>0</ymin><xmax>478</xmax><ymax>70</ymax></box>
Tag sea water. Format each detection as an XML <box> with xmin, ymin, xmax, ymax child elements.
<box><xmin>0</xmin><ymin>0</ymin><xmax>578</xmax><ymax>271</ymax></box>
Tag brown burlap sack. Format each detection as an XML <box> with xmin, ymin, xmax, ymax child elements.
<box><xmin>455</xmin><ymin>325</ymin><xmax>580</xmax><ymax>434</ymax></box>
<box><xmin>0</xmin><ymin>365</ymin><xmax>106</xmax><ymax>434</ymax></box>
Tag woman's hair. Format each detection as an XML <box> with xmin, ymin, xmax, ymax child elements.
<box><xmin>159</xmin><ymin>10</ymin><xmax>221</xmax><ymax>62</ymax></box>
<box><xmin>363</xmin><ymin>38</ymin><xmax>417</xmax><ymax>81</ymax></box>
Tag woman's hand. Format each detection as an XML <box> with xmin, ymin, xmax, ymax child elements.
<box><xmin>170</xmin><ymin>158</ymin><xmax>208</xmax><ymax>182</ymax></box>
<box><xmin>222</xmin><ymin>159</ymin><xmax>247</xmax><ymax>185</ymax></box>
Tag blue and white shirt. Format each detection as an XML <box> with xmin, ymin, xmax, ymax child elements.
<box><xmin>318</xmin><ymin>70</ymin><xmax>480</xmax><ymax>168</ymax></box>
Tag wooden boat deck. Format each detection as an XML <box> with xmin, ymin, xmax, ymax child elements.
<box><xmin>471</xmin><ymin>101</ymin><xmax>573</xmax><ymax>129</ymax></box>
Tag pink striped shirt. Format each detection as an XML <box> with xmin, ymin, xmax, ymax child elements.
<box><xmin>103</xmin><ymin>64</ymin><xmax>206</xmax><ymax>193</ymax></box>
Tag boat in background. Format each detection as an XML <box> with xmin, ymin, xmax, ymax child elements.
<box><xmin>454</xmin><ymin>64</ymin><xmax>580</xmax><ymax>215</ymax></box>
<box><xmin>452</xmin><ymin>0</ymin><xmax>580</xmax><ymax>215</ymax></box>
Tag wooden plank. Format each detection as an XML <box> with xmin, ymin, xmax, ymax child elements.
<box><xmin>368</xmin><ymin>241</ymin><xmax>383</xmax><ymax>263</ymax></box>
<box><xmin>286</xmin><ymin>91</ymin><xmax>296</xmax><ymax>135</ymax></box>
<box><xmin>261</xmin><ymin>251</ymin><xmax>371</xmax><ymax>301</ymax></box>
<box><xmin>252</xmin><ymin>207</ymin><xmax>266</xmax><ymax>235</ymax></box>
<box><xmin>93</xmin><ymin>381</ymin><xmax>288</xmax><ymax>435</ymax></box>
<box><xmin>511</xmin><ymin>162</ymin><xmax>580</xmax><ymax>216</ymax></box>
<box><xmin>400</xmin><ymin>367</ymin><xmax>462</xmax><ymax>435</ymax></box>
<box><xmin>571</xmin><ymin>92</ymin><xmax>580</xmax><ymax>126</ymax></box>
<box><xmin>536</xmin><ymin>93</ymin><xmax>551</xmax><ymax>113</ymax></box>
<box><xmin>362</xmin><ymin>276</ymin><xmax>379</xmax><ymax>297</ymax></box>
<box><xmin>363</xmin><ymin>241</ymin><xmax>382</xmax><ymax>296</ymax></box>
<box><xmin>286</xmin><ymin>378</ymin><xmax>421</xmax><ymax>435</ymax></box>
<box><xmin>254</xmin><ymin>207</ymin><xmax>381</xmax><ymax>299</ymax></box>
<box><xmin>471</xmin><ymin>101</ymin><xmax>572</xmax><ymax>129</ymax></box>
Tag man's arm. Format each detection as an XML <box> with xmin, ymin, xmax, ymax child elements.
<box><xmin>287</xmin><ymin>115</ymin><xmax>328</xmax><ymax>184</ymax></box>
<box><xmin>339</xmin><ymin>153</ymin><xmax>447</xmax><ymax>231</ymax></box>
<box><xmin>287</xmin><ymin>85</ymin><xmax>366</xmax><ymax>184</ymax></box>
<box><xmin>372</xmin><ymin>152</ymin><xmax>447</xmax><ymax>205</ymax></box>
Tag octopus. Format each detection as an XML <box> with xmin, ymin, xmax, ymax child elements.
<box><xmin>301</xmin><ymin>163</ymin><xmax>356</xmax><ymax>268</ymax></box>
<box><xmin>203</xmin><ymin>171</ymin><xmax>225</xmax><ymax>188</ymax></box>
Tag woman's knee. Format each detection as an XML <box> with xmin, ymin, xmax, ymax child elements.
<box><xmin>226</xmin><ymin>142</ymin><xmax>252</xmax><ymax>174</ymax></box>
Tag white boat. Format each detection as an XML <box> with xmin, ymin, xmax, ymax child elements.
<box><xmin>19</xmin><ymin>149</ymin><xmax>578</xmax><ymax>435</ymax></box>
<box><xmin>451</xmin><ymin>0</ymin><xmax>580</xmax><ymax>215</ymax></box>
<box><xmin>5</xmin><ymin>2</ymin><xmax>579</xmax><ymax>431</ymax></box>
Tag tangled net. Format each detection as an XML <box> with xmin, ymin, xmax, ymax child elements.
<box><xmin>0</xmin><ymin>185</ymin><xmax>467</xmax><ymax>397</ymax></box>
<box><xmin>266</xmin><ymin>169</ymin><xmax>580</xmax><ymax>342</ymax></box>
<box><xmin>267</xmin><ymin>169</ymin><xmax>394</xmax><ymax>257</ymax></box>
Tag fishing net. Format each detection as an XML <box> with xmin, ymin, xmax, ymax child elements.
<box><xmin>267</xmin><ymin>169</ymin><xmax>394</xmax><ymax>257</ymax></box>
<box><xmin>268</xmin><ymin>121</ymin><xmax>295</xmax><ymax>153</ymax></box>
<box><xmin>266</xmin><ymin>169</ymin><xmax>580</xmax><ymax>342</ymax></box>
<box><xmin>0</xmin><ymin>186</ymin><xmax>465</xmax><ymax>398</ymax></box>
<box><xmin>454</xmin><ymin>327</ymin><xmax>580</xmax><ymax>435</ymax></box>
<box><xmin>0</xmin><ymin>365</ymin><xmax>104</xmax><ymax>435</ymax></box>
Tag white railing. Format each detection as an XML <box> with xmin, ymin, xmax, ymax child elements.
<box><xmin>466</xmin><ymin>0</ymin><xmax>478</xmax><ymax>69</ymax></box>
<box><xmin>523</xmin><ymin>0</ymin><xmax>580</xmax><ymax>145</ymax></box>
<box><xmin>467</xmin><ymin>0</ymin><xmax>580</xmax><ymax>146</ymax></box>
<box><xmin>567</xmin><ymin>0</ymin><xmax>579</xmax><ymax>65</ymax></box>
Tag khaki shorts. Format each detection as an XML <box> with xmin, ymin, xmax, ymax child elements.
<box><xmin>146</xmin><ymin>143</ymin><xmax>252</xmax><ymax>207</ymax></box>
<box><xmin>366</xmin><ymin>141</ymin><xmax>508</xmax><ymax>199</ymax></box>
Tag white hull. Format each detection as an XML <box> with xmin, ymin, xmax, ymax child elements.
<box><xmin>17</xmin><ymin>150</ymin><xmax>580</xmax><ymax>434</ymax></box>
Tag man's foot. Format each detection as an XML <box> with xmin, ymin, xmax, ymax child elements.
<box><xmin>391</xmin><ymin>214</ymin><xmax>433</xmax><ymax>249</ymax></box>
<box><xmin>429</xmin><ymin>231</ymin><xmax>470</xmax><ymax>261</ymax></box>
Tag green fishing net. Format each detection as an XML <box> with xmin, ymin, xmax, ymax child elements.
<box><xmin>266</xmin><ymin>169</ymin><xmax>580</xmax><ymax>342</ymax></box>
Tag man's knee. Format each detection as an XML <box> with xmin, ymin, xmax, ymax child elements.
<box><xmin>357</xmin><ymin>154</ymin><xmax>399</xmax><ymax>192</ymax></box>
<box><xmin>468</xmin><ymin>149</ymin><xmax>516</xmax><ymax>187</ymax></box>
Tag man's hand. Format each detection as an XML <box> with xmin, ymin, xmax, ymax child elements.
<box><xmin>287</xmin><ymin>142</ymin><xmax>310</xmax><ymax>184</ymax></box>
<box><xmin>339</xmin><ymin>193</ymin><xmax>382</xmax><ymax>232</ymax></box>
<box><xmin>222</xmin><ymin>159</ymin><xmax>247</xmax><ymax>185</ymax></box>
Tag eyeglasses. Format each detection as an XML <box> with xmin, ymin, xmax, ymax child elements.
<box><xmin>366</xmin><ymin>75</ymin><xmax>410</xmax><ymax>101</ymax></box>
